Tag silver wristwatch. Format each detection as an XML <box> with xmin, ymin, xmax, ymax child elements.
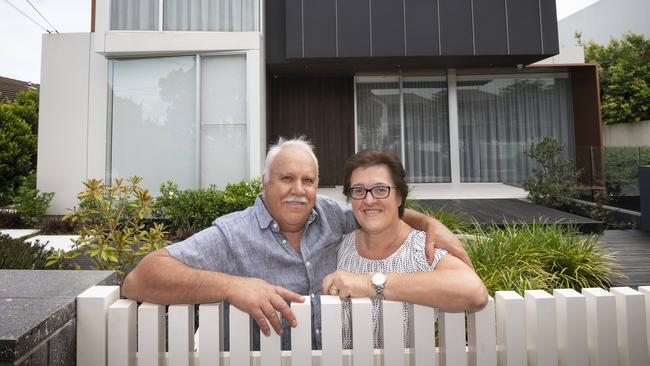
<box><xmin>371</xmin><ymin>273</ymin><xmax>387</xmax><ymax>298</ymax></box>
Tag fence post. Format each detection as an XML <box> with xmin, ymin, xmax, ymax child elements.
<box><xmin>77</xmin><ymin>286</ymin><xmax>120</xmax><ymax>366</ymax></box>
<box><xmin>321</xmin><ymin>296</ymin><xmax>343</xmax><ymax>366</ymax></box>
<box><xmin>138</xmin><ymin>303</ymin><xmax>165</xmax><ymax>366</ymax></box>
<box><xmin>582</xmin><ymin>288</ymin><xmax>618</xmax><ymax>366</ymax></box>
<box><xmin>467</xmin><ymin>296</ymin><xmax>496</xmax><ymax>366</ymax></box>
<box><xmin>351</xmin><ymin>298</ymin><xmax>373</xmax><ymax>366</ymax></box>
<box><xmin>495</xmin><ymin>291</ymin><xmax>526</xmax><ymax>366</ymax></box>
<box><xmin>638</xmin><ymin>286</ymin><xmax>650</xmax><ymax>362</ymax></box>
<box><xmin>411</xmin><ymin>304</ymin><xmax>436</xmax><ymax>366</ymax></box>
<box><xmin>611</xmin><ymin>287</ymin><xmax>649</xmax><ymax>366</ymax></box>
<box><xmin>525</xmin><ymin>290</ymin><xmax>557</xmax><ymax>366</ymax></box>
<box><xmin>107</xmin><ymin>299</ymin><xmax>137</xmax><ymax>366</ymax></box>
<box><xmin>439</xmin><ymin>311</ymin><xmax>467</xmax><ymax>366</ymax></box>
<box><xmin>382</xmin><ymin>300</ymin><xmax>405</xmax><ymax>366</ymax></box>
<box><xmin>291</xmin><ymin>297</ymin><xmax>312</xmax><ymax>366</ymax></box>
<box><xmin>199</xmin><ymin>303</ymin><xmax>222</xmax><ymax>366</ymax></box>
<box><xmin>554</xmin><ymin>289</ymin><xmax>588</xmax><ymax>366</ymax></box>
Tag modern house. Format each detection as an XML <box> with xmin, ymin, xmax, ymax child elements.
<box><xmin>558</xmin><ymin>0</ymin><xmax>650</xmax><ymax>47</ymax></box>
<box><xmin>37</xmin><ymin>0</ymin><xmax>604</xmax><ymax>214</ymax></box>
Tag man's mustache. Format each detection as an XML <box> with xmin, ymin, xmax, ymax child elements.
<box><xmin>282</xmin><ymin>196</ymin><xmax>308</xmax><ymax>204</ymax></box>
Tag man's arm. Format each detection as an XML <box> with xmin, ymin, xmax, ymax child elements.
<box><xmin>402</xmin><ymin>208</ymin><xmax>474</xmax><ymax>269</ymax></box>
<box><xmin>122</xmin><ymin>248</ymin><xmax>303</xmax><ymax>336</ymax></box>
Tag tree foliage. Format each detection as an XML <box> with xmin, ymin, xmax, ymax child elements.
<box><xmin>583</xmin><ymin>32</ymin><xmax>650</xmax><ymax>124</ymax></box>
<box><xmin>0</xmin><ymin>90</ymin><xmax>39</xmax><ymax>206</ymax></box>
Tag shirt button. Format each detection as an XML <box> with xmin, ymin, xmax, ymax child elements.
<box><xmin>315</xmin><ymin>328</ymin><xmax>320</xmax><ymax>334</ymax></box>
<box><xmin>272</xmin><ymin>223</ymin><xmax>278</xmax><ymax>229</ymax></box>
<box><xmin>282</xmin><ymin>239</ymin><xmax>287</xmax><ymax>244</ymax></box>
<box><xmin>306</xmin><ymin>261</ymin><xmax>311</xmax><ymax>266</ymax></box>
<box><xmin>310</xmin><ymin>293</ymin><xmax>315</xmax><ymax>298</ymax></box>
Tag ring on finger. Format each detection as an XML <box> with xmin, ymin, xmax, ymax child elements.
<box><xmin>329</xmin><ymin>285</ymin><xmax>338</xmax><ymax>296</ymax></box>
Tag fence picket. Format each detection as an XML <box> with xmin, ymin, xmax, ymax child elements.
<box><xmin>108</xmin><ymin>299</ymin><xmax>137</xmax><ymax>366</ymax></box>
<box><xmin>582</xmin><ymin>288</ymin><xmax>618</xmax><ymax>366</ymax></box>
<box><xmin>168</xmin><ymin>304</ymin><xmax>194</xmax><ymax>366</ymax></box>
<box><xmin>639</xmin><ymin>286</ymin><xmax>650</xmax><ymax>362</ymax></box>
<box><xmin>525</xmin><ymin>290</ymin><xmax>557</xmax><ymax>366</ymax></box>
<box><xmin>467</xmin><ymin>296</ymin><xmax>496</xmax><ymax>366</ymax></box>
<box><xmin>495</xmin><ymin>291</ymin><xmax>526</xmax><ymax>366</ymax></box>
<box><xmin>438</xmin><ymin>311</ymin><xmax>466</xmax><ymax>366</ymax></box>
<box><xmin>611</xmin><ymin>287</ymin><xmax>649</xmax><ymax>366</ymax></box>
<box><xmin>199</xmin><ymin>303</ymin><xmax>222</xmax><ymax>366</ymax></box>
<box><xmin>137</xmin><ymin>303</ymin><xmax>165</xmax><ymax>366</ymax></box>
<box><xmin>382</xmin><ymin>300</ymin><xmax>405</xmax><ymax>366</ymax></box>
<box><xmin>554</xmin><ymin>289</ymin><xmax>588</xmax><ymax>366</ymax></box>
<box><xmin>77</xmin><ymin>286</ymin><xmax>120</xmax><ymax>366</ymax></box>
<box><xmin>410</xmin><ymin>304</ymin><xmax>436</xmax><ymax>366</ymax></box>
<box><xmin>351</xmin><ymin>298</ymin><xmax>373</xmax><ymax>366</ymax></box>
<box><xmin>259</xmin><ymin>309</ymin><xmax>281</xmax><ymax>366</ymax></box>
<box><xmin>291</xmin><ymin>297</ymin><xmax>312</xmax><ymax>366</ymax></box>
<box><xmin>230</xmin><ymin>305</ymin><xmax>251</xmax><ymax>366</ymax></box>
<box><xmin>321</xmin><ymin>296</ymin><xmax>343</xmax><ymax>366</ymax></box>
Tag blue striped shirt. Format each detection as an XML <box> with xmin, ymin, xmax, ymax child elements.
<box><xmin>166</xmin><ymin>194</ymin><xmax>356</xmax><ymax>350</ymax></box>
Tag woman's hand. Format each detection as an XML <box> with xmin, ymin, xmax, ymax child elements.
<box><xmin>322</xmin><ymin>270</ymin><xmax>373</xmax><ymax>300</ymax></box>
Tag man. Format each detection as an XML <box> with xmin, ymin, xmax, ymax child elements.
<box><xmin>123</xmin><ymin>137</ymin><xmax>472</xmax><ymax>349</ymax></box>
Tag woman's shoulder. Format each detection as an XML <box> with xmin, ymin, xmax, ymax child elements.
<box><xmin>404</xmin><ymin>229</ymin><xmax>448</xmax><ymax>269</ymax></box>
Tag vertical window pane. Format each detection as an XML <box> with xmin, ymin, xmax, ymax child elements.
<box><xmin>110</xmin><ymin>57</ymin><xmax>197</xmax><ymax>195</ymax></box>
<box><xmin>111</xmin><ymin>0</ymin><xmax>159</xmax><ymax>30</ymax></box>
<box><xmin>164</xmin><ymin>0</ymin><xmax>259</xmax><ymax>31</ymax></box>
<box><xmin>457</xmin><ymin>74</ymin><xmax>575</xmax><ymax>183</ymax></box>
<box><xmin>403</xmin><ymin>77</ymin><xmax>450</xmax><ymax>183</ymax></box>
<box><xmin>356</xmin><ymin>79</ymin><xmax>401</xmax><ymax>158</ymax></box>
<box><xmin>200</xmin><ymin>55</ymin><xmax>247</xmax><ymax>188</ymax></box>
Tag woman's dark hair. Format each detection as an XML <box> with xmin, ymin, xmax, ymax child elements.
<box><xmin>343</xmin><ymin>149</ymin><xmax>408</xmax><ymax>217</ymax></box>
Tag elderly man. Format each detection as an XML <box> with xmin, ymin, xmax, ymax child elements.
<box><xmin>122</xmin><ymin>137</ymin><xmax>471</xmax><ymax>350</ymax></box>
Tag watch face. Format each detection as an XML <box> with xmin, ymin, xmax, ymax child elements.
<box><xmin>372</xmin><ymin>273</ymin><xmax>386</xmax><ymax>286</ymax></box>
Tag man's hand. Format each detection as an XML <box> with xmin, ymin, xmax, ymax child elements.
<box><xmin>226</xmin><ymin>277</ymin><xmax>304</xmax><ymax>336</ymax></box>
<box><xmin>424</xmin><ymin>220</ymin><xmax>474</xmax><ymax>270</ymax></box>
<box><xmin>322</xmin><ymin>270</ymin><xmax>372</xmax><ymax>300</ymax></box>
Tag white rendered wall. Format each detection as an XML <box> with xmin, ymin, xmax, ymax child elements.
<box><xmin>603</xmin><ymin>120</ymin><xmax>650</xmax><ymax>147</ymax></box>
<box><xmin>534</xmin><ymin>46</ymin><xmax>585</xmax><ymax>65</ymax></box>
<box><xmin>558</xmin><ymin>0</ymin><xmax>650</xmax><ymax>47</ymax></box>
<box><xmin>37</xmin><ymin>33</ymin><xmax>93</xmax><ymax>214</ymax></box>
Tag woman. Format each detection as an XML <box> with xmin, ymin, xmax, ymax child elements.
<box><xmin>322</xmin><ymin>150</ymin><xmax>487</xmax><ymax>349</ymax></box>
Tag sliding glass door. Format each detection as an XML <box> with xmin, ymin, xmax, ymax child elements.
<box><xmin>355</xmin><ymin>75</ymin><xmax>451</xmax><ymax>183</ymax></box>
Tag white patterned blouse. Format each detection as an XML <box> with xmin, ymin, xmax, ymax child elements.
<box><xmin>336</xmin><ymin>228</ymin><xmax>448</xmax><ymax>349</ymax></box>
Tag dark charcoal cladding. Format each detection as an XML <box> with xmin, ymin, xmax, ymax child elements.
<box><xmin>274</xmin><ymin>0</ymin><xmax>558</xmax><ymax>61</ymax></box>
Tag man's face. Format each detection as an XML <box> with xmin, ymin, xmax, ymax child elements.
<box><xmin>263</xmin><ymin>147</ymin><xmax>318</xmax><ymax>233</ymax></box>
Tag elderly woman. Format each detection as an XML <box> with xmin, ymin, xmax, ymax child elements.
<box><xmin>322</xmin><ymin>150</ymin><xmax>487</xmax><ymax>349</ymax></box>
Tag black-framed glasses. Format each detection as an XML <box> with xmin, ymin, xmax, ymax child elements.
<box><xmin>347</xmin><ymin>185</ymin><xmax>397</xmax><ymax>200</ymax></box>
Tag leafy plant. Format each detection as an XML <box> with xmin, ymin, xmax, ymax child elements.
<box><xmin>465</xmin><ymin>222</ymin><xmax>624</xmax><ymax>295</ymax></box>
<box><xmin>522</xmin><ymin>137</ymin><xmax>578</xmax><ymax>209</ymax></box>
<box><xmin>0</xmin><ymin>209</ymin><xmax>24</xmax><ymax>228</ymax></box>
<box><xmin>47</xmin><ymin>177</ymin><xmax>169</xmax><ymax>278</ymax></box>
<box><xmin>13</xmin><ymin>173</ymin><xmax>54</xmax><ymax>226</ymax></box>
<box><xmin>39</xmin><ymin>216</ymin><xmax>77</xmax><ymax>234</ymax></box>
<box><xmin>154</xmin><ymin>178</ymin><xmax>262</xmax><ymax>238</ymax></box>
<box><xmin>0</xmin><ymin>234</ymin><xmax>54</xmax><ymax>269</ymax></box>
<box><xmin>0</xmin><ymin>93</ymin><xmax>38</xmax><ymax>206</ymax></box>
<box><xmin>582</xmin><ymin>32</ymin><xmax>650</xmax><ymax>125</ymax></box>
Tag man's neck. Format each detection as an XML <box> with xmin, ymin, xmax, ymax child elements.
<box><xmin>282</xmin><ymin>228</ymin><xmax>305</xmax><ymax>254</ymax></box>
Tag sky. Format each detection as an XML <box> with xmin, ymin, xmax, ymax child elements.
<box><xmin>0</xmin><ymin>0</ymin><xmax>600</xmax><ymax>84</ymax></box>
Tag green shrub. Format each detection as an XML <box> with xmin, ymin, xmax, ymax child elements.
<box><xmin>465</xmin><ymin>222</ymin><xmax>624</xmax><ymax>295</ymax></box>
<box><xmin>13</xmin><ymin>174</ymin><xmax>54</xmax><ymax>226</ymax></box>
<box><xmin>0</xmin><ymin>100</ymin><xmax>37</xmax><ymax>206</ymax></box>
<box><xmin>522</xmin><ymin>137</ymin><xmax>578</xmax><ymax>209</ymax></box>
<box><xmin>47</xmin><ymin>177</ymin><xmax>169</xmax><ymax>279</ymax></box>
<box><xmin>0</xmin><ymin>234</ymin><xmax>54</xmax><ymax>269</ymax></box>
<box><xmin>583</xmin><ymin>33</ymin><xmax>650</xmax><ymax>125</ymax></box>
<box><xmin>154</xmin><ymin>178</ymin><xmax>263</xmax><ymax>238</ymax></box>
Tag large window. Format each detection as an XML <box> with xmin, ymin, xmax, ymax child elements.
<box><xmin>457</xmin><ymin>73</ymin><xmax>575</xmax><ymax>183</ymax></box>
<box><xmin>356</xmin><ymin>76</ymin><xmax>451</xmax><ymax>183</ymax></box>
<box><xmin>108</xmin><ymin>54</ymin><xmax>247</xmax><ymax>194</ymax></box>
<box><xmin>110</xmin><ymin>0</ymin><xmax>260</xmax><ymax>31</ymax></box>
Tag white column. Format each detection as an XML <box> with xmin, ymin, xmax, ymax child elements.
<box><xmin>447</xmin><ymin>69</ymin><xmax>460</xmax><ymax>183</ymax></box>
<box><xmin>495</xmin><ymin>291</ymin><xmax>526</xmax><ymax>366</ymax></box>
<box><xmin>77</xmin><ymin>286</ymin><xmax>120</xmax><ymax>366</ymax></box>
<box><xmin>525</xmin><ymin>290</ymin><xmax>557</xmax><ymax>366</ymax></box>
<box><xmin>611</xmin><ymin>287</ymin><xmax>649</xmax><ymax>366</ymax></box>
<box><xmin>247</xmin><ymin>48</ymin><xmax>265</xmax><ymax>179</ymax></box>
<box><xmin>554</xmin><ymin>289</ymin><xmax>588</xmax><ymax>366</ymax></box>
<box><xmin>582</xmin><ymin>288</ymin><xmax>618</xmax><ymax>366</ymax></box>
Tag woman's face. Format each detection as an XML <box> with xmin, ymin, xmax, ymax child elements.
<box><xmin>349</xmin><ymin>164</ymin><xmax>402</xmax><ymax>234</ymax></box>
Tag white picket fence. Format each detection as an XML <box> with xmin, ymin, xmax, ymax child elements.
<box><xmin>76</xmin><ymin>286</ymin><xmax>650</xmax><ymax>366</ymax></box>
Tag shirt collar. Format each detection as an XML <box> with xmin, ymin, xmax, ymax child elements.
<box><xmin>254</xmin><ymin>194</ymin><xmax>319</xmax><ymax>230</ymax></box>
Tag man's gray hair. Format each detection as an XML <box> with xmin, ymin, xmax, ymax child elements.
<box><xmin>263</xmin><ymin>136</ymin><xmax>319</xmax><ymax>184</ymax></box>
